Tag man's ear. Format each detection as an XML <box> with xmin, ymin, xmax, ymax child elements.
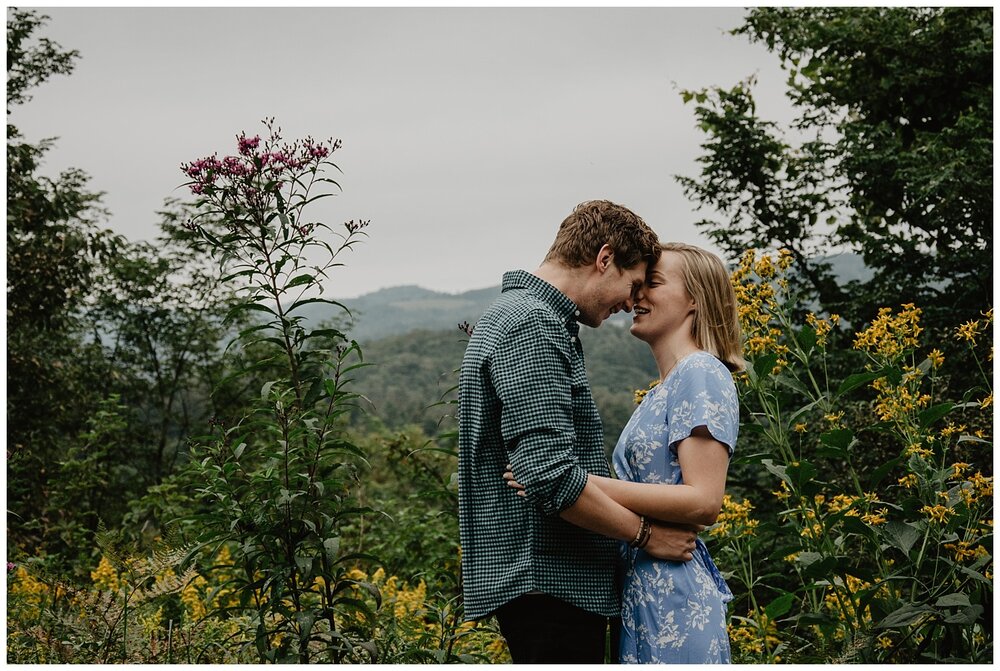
<box><xmin>596</xmin><ymin>244</ymin><xmax>615</xmax><ymax>273</ymax></box>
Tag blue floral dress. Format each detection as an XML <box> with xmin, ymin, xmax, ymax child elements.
<box><xmin>612</xmin><ymin>351</ymin><xmax>738</xmax><ymax>664</ymax></box>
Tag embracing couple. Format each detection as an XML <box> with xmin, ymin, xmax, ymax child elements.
<box><xmin>457</xmin><ymin>200</ymin><xmax>745</xmax><ymax>664</ymax></box>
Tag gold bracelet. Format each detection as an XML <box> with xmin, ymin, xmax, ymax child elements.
<box><xmin>636</xmin><ymin>520</ymin><xmax>652</xmax><ymax>549</ymax></box>
<box><xmin>629</xmin><ymin>515</ymin><xmax>649</xmax><ymax>548</ymax></box>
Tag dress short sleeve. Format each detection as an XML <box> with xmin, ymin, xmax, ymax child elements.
<box><xmin>664</xmin><ymin>352</ymin><xmax>739</xmax><ymax>457</ymax></box>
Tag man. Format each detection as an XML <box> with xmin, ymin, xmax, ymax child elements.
<box><xmin>458</xmin><ymin>200</ymin><xmax>699</xmax><ymax>663</ymax></box>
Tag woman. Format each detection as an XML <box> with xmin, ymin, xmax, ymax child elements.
<box><xmin>506</xmin><ymin>242</ymin><xmax>744</xmax><ymax>663</ymax></box>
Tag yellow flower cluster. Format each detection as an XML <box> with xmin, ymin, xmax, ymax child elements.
<box><xmin>943</xmin><ymin>540</ymin><xmax>989</xmax><ymax>564</ymax></box>
<box><xmin>633</xmin><ymin>379</ymin><xmax>659</xmax><ymax>405</ymax></box>
<box><xmin>805</xmin><ymin>312</ymin><xmax>839</xmax><ymax>348</ymax></box>
<box><xmin>870</xmin><ymin>375</ymin><xmax>932</xmax><ymax>424</ymax></box>
<box><xmin>728</xmin><ymin>608</ymin><xmax>782</xmax><ymax>659</ymax></box>
<box><xmin>730</xmin><ymin>250</ymin><xmax>791</xmax><ymax>366</ymax></box>
<box><xmin>919</xmin><ymin>504</ymin><xmax>955</xmax><ymax>525</ymax></box>
<box><xmin>822</xmin><ymin>574</ymin><xmax>893</xmax><ymax>637</ymax></box>
<box><xmin>181</xmin><ymin>575</ymin><xmax>209</xmax><ymax>621</ymax></box>
<box><xmin>853</xmin><ymin>303</ymin><xmax>923</xmax><ymax>361</ymax></box>
<box><xmin>709</xmin><ymin>494</ymin><xmax>759</xmax><ymax>539</ymax></box>
<box><xmin>346</xmin><ymin>567</ymin><xmax>509</xmax><ymax>663</ymax></box>
<box><xmin>772</xmin><ymin>479</ymin><xmax>791</xmax><ymax>501</ymax></box>
<box><xmin>825</xmin><ymin>492</ymin><xmax>882</xmax><ymax>518</ymax></box>
<box><xmin>90</xmin><ymin>555</ymin><xmax>120</xmax><ymax>592</ymax></box>
<box><xmin>956</xmin><ymin>319</ymin><xmax>983</xmax><ymax>344</ymax></box>
<box><xmin>10</xmin><ymin>566</ymin><xmax>59</xmax><ymax>620</ymax></box>
<box><xmin>823</xmin><ymin>411</ymin><xmax>846</xmax><ymax>428</ymax></box>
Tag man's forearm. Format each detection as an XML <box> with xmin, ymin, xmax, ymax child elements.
<box><xmin>559</xmin><ymin>478</ymin><xmax>640</xmax><ymax>542</ymax></box>
<box><xmin>559</xmin><ymin>478</ymin><xmax>699</xmax><ymax>562</ymax></box>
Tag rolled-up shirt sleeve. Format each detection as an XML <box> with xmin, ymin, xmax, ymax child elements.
<box><xmin>490</xmin><ymin>313</ymin><xmax>587</xmax><ymax>515</ymax></box>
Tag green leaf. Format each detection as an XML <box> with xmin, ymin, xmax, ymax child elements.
<box><xmin>760</xmin><ymin>459</ymin><xmax>789</xmax><ymax>483</ymax></box>
<box><xmin>935</xmin><ymin>592</ymin><xmax>971</xmax><ymax>608</ymax></box>
<box><xmin>881</xmin><ymin>521</ymin><xmax>922</xmax><ymax>555</ymax></box>
<box><xmin>764</xmin><ymin>592</ymin><xmax>796</xmax><ymax>619</ymax></box>
<box><xmin>286</xmin><ymin>273</ymin><xmax>315</xmax><ymax>289</ymax></box>
<box><xmin>296</xmin><ymin>611</ymin><xmax>317</xmax><ymax>643</ymax></box>
<box><xmin>288</xmin><ymin>296</ymin><xmax>352</xmax><ymax>316</ymax></box>
<box><xmin>323</xmin><ymin>537</ymin><xmax>341</xmax><ymax>563</ymax></box>
<box><xmin>878</xmin><ymin>603</ymin><xmax>935</xmax><ymax>628</ymax></box>
<box><xmin>796</xmin><ymin>325</ymin><xmax>817</xmax><ymax>352</ymax></box>
<box><xmin>752</xmin><ymin>353</ymin><xmax>779</xmax><ymax>379</ymax></box>
<box><xmin>918</xmin><ymin>402</ymin><xmax>953</xmax><ymax>428</ymax></box>
<box><xmin>943</xmin><ymin>605</ymin><xmax>984</xmax><ymax>625</ymax></box>
<box><xmin>836</xmin><ymin>370</ymin><xmax>885</xmax><ymax>397</ymax></box>
<box><xmin>819</xmin><ymin>428</ymin><xmax>854</xmax><ymax>450</ymax></box>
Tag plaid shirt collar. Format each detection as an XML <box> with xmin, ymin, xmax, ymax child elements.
<box><xmin>501</xmin><ymin>270</ymin><xmax>581</xmax><ymax>329</ymax></box>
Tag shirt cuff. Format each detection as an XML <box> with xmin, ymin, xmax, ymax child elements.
<box><xmin>540</xmin><ymin>465</ymin><xmax>588</xmax><ymax>516</ymax></box>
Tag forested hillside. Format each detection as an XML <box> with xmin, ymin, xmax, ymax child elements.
<box><xmin>350</xmin><ymin>322</ymin><xmax>658</xmax><ymax>449</ymax></box>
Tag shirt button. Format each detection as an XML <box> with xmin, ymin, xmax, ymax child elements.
<box><xmin>574</xmin><ymin>309</ymin><xmax>580</xmax><ymax>317</ymax></box>
<box><xmin>570</xmin><ymin>336</ymin><xmax>577</xmax><ymax>343</ymax></box>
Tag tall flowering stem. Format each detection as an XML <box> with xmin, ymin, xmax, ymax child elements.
<box><xmin>180</xmin><ymin>119</ymin><xmax>379</xmax><ymax>663</ymax></box>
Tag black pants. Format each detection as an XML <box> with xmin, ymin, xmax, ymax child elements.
<box><xmin>494</xmin><ymin>593</ymin><xmax>609</xmax><ymax>664</ymax></box>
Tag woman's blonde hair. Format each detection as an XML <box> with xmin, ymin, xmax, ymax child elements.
<box><xmin>661</xmin><ymin>242</ymin><xmax>746</xmax><ymax>372</ymax></box>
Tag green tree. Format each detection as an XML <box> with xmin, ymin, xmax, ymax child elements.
<box><xmin>7</xmin><ymin>9</ymin><xmax>122</xmax><ymax>560</ymax></box>
<box><xmin>679</xmin><ymin>7</ymin><xmax>992</xmax><ymax>331</ymax></box>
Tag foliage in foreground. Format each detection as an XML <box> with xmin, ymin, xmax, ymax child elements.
<box><xmin>711</xmin><ymin>250</ymin><xmax>992</xmax><ymax>663</ymax></box>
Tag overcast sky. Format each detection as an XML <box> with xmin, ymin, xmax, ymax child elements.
<box><xmin>11</xmin><ymin>6</ymin><xmax>796</xmax><ymax>298</ymax></box>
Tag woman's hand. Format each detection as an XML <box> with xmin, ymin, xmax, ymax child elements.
<box><xmin>503</xmin><ymin>464</ymin><xmax>526</xmax><ymax>496</ymax></box>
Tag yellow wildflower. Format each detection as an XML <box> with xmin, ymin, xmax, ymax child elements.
<box><xmin>710</xmin><ymin>495</ymin><xmax>759</xmax><ymax>539</ymax></box>
<box><xmin>862</xmin><ymin>509</ymin><xmax>888</xmax><ymax>525</ymax></box>
<box><xmin>927</xmin><ymin>349</ymin><xmax>945</xmax><ymax>368</ymax></box>
<box><xmin>919</xmin><ymin>504</ymin><xmax>955</xmax><ymax>525</ymax></box>
<box><xmin>981</xmin><ymin>393</ymin><xmax>993</xmax><ymax>409</ymax></box>
<box><xmin>904</xmin><ymin>442</ymin><xmax>933</xmax><ymax>459</ymax></box>
<box><xmin>941</xmin><ymin>423</ymin><xmax>967</xmax><ymax>439</ymax></box>
<box><xmin>633</xmin><ymin>379</ymin><xmax>659</xmax><ymax>405</ymax></box>
<box><xmin>950</xmin><ymin>462</ymin><xmax>972</xmax><ymax>479</ymax></box>
<box><xmin>793</xmin><ymin>422</ymin><xmax>808</xmax><ymax>433</ymax></box>
<box><xmin>968</xmin><ymin>471</ymin><xmax>993</xmax><ymax>498</ymax></box>
<box><xmin>90</xmin><ymin>555</ymin><xmax>120</xmax><ymax>592</ymax></box>
<box><xmin>944</xmin><ymin>540</ymin><xmax>982</xmax><ymax>563</ymax></box>
<box><xmin>824</xmin><ymin>411</ymin><xmax>845</xmax><ymax>427</ymax></box>
<box><xmin>772</xmin><ymin>480</ymin><xmax>791</xmax><ymax>501</ymax></box>
<box><xmin>755</xmin><ymin>254</ymin><xmax>776</xmax><ymax>279</ymax></box>
<box><xmin>801</xmin><ymin>523</ymin><xmax>824</xmax><ymax>539</ymax></box>
<box><xmin>776</xmin><ymin>248</ymin><xmax>794</xmax><ymax>270</ymax></box>
<box><xmin>877</xmin><ymin>635</ymin><xmax>893</xmax><ymax>650</ymax></box>
<box><xmin>806</xmin><ymin>312</ymin><xmax>835</xmax><ymax>347</ymax></box>
<box><xmin>854</xmin><ymin>304</ymin><xmax>923</xmax><ymax>361</ymax></box>
<box><xmin>898</xmin><ymin>473</ymin><xmax>918</xmax><ymax>489</ymax></box>
<box><xmin>956</xmin><ymin>319</ymin><xmax>982</xmax><ymax>343</ymax></box>
<box><xmin>181</xmin><ymin>575</ymin><xmax>208</xmax><ymax>621</ymax></box>
<box><xmin>826</xmin><ymin>493</ymin><xmax>855</xmax><ymax>514</ymax></box>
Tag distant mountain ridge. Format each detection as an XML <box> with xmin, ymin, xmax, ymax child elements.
<box><xmin>320</xmin><ymin>252</ymin><xmax>871</xmax><ymax>343</ymax></box>
<box><xmin>318</xmin><ymin>284</ymin><xmax>504</xmax><ymax>343</ymax></box>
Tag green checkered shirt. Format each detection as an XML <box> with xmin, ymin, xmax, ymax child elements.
<box><xmin>458</xmin><ymin>270</ymin><xmax>619</xmax><ymax>621</ymax></box>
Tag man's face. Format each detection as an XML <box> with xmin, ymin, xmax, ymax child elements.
<box><xmin>577</xmin><ymin>261</ymin><xmax>647</xmax><ymax>328</ymax></box>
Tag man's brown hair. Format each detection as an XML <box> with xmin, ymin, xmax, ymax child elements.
<box><xmin>544</xmin><ymin>200</ymin><xmax>660</xmax><ymax>270</ymax></box>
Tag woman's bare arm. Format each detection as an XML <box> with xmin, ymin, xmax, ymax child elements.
<box><xmin>506</xmin><ymin>425</ymin><xmax>729</xmax><ymax>527</ymax></box>
<box><xmin>590</xmin><ymin>426</ymin><xmax>729</xmax><ymax>526</ymax></box>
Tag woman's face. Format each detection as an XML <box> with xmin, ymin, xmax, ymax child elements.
<box><xmin>629</xmin><ymin>251</ymin><xmax>695</xmax><ymax>343</ymax></box>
